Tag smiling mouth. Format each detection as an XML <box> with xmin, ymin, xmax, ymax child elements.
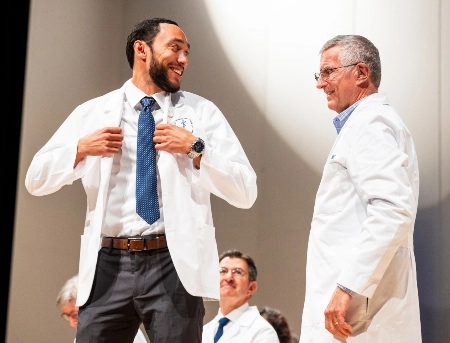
<box><xmin>171</xmin><ymin>67</ymin><xmax>183</xmax><ymax>76</ymax></box>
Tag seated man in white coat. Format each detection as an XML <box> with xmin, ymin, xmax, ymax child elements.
<box><xmin>202</xmin><ymin>249</ymin><xmax>279</xmax><ymax>343</ymax></box>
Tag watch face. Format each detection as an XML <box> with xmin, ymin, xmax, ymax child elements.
<box><xmin>193</xmin><ymin>139</ymin><xmax>205</xmax><ymax>153</ymax></box>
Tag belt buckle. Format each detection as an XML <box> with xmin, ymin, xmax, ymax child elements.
<box><xmin>127</xmin><ymin>238</ymin><xmax>145</xmax><ymax>251</ymax></box>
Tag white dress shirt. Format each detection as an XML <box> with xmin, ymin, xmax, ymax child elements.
<box><xmin>103</xmin><ymin>81</ymin><xmax>165</xmax><ymax>237</ymax></box>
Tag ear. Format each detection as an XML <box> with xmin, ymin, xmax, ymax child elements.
<box><xmin>355</xmin><ymin>62</ymin><xmax>370</xmax><ymax>85</ymax></box>
<box><xmin>247</xmin><ymin>281</ymin><xmax>258</xmax><ymax>296</ymax></box>
<box><xmin>133</xmin><ymin>40</ymin><xmax>148</xmax><ymax>61</ymax></box>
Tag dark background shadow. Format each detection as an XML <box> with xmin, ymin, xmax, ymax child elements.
<box><xmin>415</xmin><ymin>193</ymin><xmax>450</xmax><ymax>343</ymax></box>
<box><xmin>4</xmin><ymin>0</ymin><xmax>30</xmax><ymax>341</ymax></box>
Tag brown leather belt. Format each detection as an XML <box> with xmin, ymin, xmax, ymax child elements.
<box><xmin>101</xmin><ymin>236</ymin><xmax>167</xmax><ymax>252</ymax></box>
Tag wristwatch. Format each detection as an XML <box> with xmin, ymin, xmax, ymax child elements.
<box><xmin>187</xmin><ymin>137</ymin><xmax>205</xmax><ymax>159</ymax></box>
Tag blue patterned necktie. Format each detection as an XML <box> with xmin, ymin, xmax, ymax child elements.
<box><xmin>136</xmin><ymin>96</ymin><xmax>159</xmax><ymax>224</ymax></box>
<box><xmin>213</xmin><ymin>317</ymin><xmax>230</xmax><ymax>343</ymax></box>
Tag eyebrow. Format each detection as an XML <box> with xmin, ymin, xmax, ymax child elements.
<box><xmin>219</xmin><ymin>267</ymin><xmax>246</xmax><ymax>272</ymax></box>
<box><xmin>320</xmin><ymin>66</ymin><xmax>335</xmax><ymax>72</ymax></box>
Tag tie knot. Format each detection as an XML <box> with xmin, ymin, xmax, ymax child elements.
<box><xmin>218</xmin><ymin>317</ymin><xmax>230</xmax><ymax>326</ymax></box>
<box><xmin>140</xmin><ymin>96</ymin><xmax>155</xmax><ymax>109</ymax></box>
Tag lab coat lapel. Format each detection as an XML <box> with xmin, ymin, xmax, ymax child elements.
<box><xmin>92</xmin><ymin>83</ymin><xmax>127</xmax><ymax>238</ymax></box>
<box><xmin>224</xmin><ymin>308</ymin><xmax>254</xmax><ymax>340</ymax></box>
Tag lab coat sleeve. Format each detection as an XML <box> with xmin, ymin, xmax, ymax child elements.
<box><xmin>25</xmin><ymin>105</ymin><xmax>88</xmax><ymax>196</ymax></box>
<box><xmin>336</xmin><ymin>108</ymin><xmax>418</xmax><ymax>297</ymax></box>
<box><xmin>193</xmin><ymin>99</ymin><xmax>257</xmax><ymax>209</ymax></box>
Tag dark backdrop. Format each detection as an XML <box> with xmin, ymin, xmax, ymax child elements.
<box><xmin>4</xmin><ymin>1</ymin><xmax>30</xmax><ymax>341</ymax></box>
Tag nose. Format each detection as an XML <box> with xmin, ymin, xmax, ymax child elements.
<box><xmin>316</xmin><ymin>77</ymin><xmax>326</xmax><ymax>89</ymax></box>
<box><xmin>69</xmin><ymin>318</ymin><xmax>78</xmax><ymax>328</ymax></box>
<box><xmin>178</xmin><ymin>52</ymin><xmax>189</xmax><ymax>68</ymax></box>
<box><xmin>221</xmin><ymin>271</ymin><xmax>236</xmax><ymax>281</ymax></box>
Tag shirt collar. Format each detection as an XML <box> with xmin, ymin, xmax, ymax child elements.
<box><xmin>332</xmin><ymin>99</ymin><xmax>362</xmax><ymax>134</ymax></box>
<box><xmin>218</xmin><ymin>302</ymin><xmax>249</xmax><ymax>323</ymax></box>
<box><xmin>124</xmin><ymin>80</ymin><xmax>166</xmax><ymax>110</ymax></box>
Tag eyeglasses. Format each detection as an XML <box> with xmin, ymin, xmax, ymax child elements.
<box><xmin>314</xmin><ymin>63</ymin><xmax>359</xmax><ymax>81</ymax></box>
<box><xmin>61</xmin><ymin>311</ymin><xmax>78</xmax><ymax>321</ymax></box>
<box><xmin>219</xmin><ymin>267</ymin><xmax>246</xmax><ymax>278</ymax></box>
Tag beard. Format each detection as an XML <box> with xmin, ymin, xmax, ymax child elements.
<box><xmin>149</xmin><ymin>57</ymin><xmax>181</xmax><ymax>93</ymax></box>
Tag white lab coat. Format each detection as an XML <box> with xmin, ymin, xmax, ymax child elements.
<box><xmin>202</xmin><ymin>303</ymin><xmax>279</xmax><ymax>343</ymax></box>
<box><xmin>25</xmin><ymin>80</ymin><xmax>257</xmax><ymax>306</ymax></box>
<box><xmin>300</xmin><ymin>93</ymin><xmax>421</xmax><ymax>342</ymax></box>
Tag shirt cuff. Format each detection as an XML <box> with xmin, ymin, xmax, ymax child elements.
<box><xmin>337</xmin><ymin>283</ymin><xmax>356</xmax><ymax>297</ymax></box>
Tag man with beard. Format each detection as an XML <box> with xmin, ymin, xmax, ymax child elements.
<box><xmin>26</xmin><ymin>18</ymin><xmax>257</xmax><ymax>343</ymax></box>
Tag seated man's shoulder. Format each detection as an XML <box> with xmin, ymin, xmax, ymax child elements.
<box><xmin>248</xmin><ymin>306</ymin><xmax>279</xmax><ymax>333</ymax></box>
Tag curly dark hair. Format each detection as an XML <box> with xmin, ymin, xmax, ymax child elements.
<box><xmin>259</xmin><ymin>306</ymin><xmax>293</xmax><ymax>343</ymax></box>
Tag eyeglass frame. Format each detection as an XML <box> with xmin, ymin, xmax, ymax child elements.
<box><xmin>219</xmin><ymin>267</ymin><xmax>247</xmax><ymax>278</ymax></box>
<box><xmin>61</xmin><ymin>311</ymin><xmax>78</xmax><ymax>321</ymax></box>
<box><xmin>314</xmin><ymin>63</ymin><xmax>360</xmax><ymax>82</ymax></box>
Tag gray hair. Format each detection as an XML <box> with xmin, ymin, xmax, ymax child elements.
<box><xmin>56</xmin><ymin>274</ymin><xmax>78</xmax><ymax>309</ymax></box>
<box><xmin>320</xmin><ymin>35</ymin><xmax>381</xmax><ymax>89</ymax></box>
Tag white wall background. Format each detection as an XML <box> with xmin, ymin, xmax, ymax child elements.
<box><xmin>8</xmin><ymin>0</ymin><xmax>450</xmax><ymax>342</ymax></box>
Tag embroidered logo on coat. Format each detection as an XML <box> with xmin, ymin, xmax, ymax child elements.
<box><xmin>173</xmin><ymin>118</ymin><xmax>194</xmax><ymax>133</ymax></box>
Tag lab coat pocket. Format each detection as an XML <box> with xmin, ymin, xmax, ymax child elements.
<box><xmin>313</xmin><ymin>161</ymin><xmax>345</xmax><ymax>215</ymax></box>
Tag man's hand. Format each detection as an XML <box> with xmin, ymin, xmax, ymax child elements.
<box><xmin>75</xmin><ymin>127</ymin><xmax>123</xmax><ymax>167</ymax></box>
<box><xmin>324</xmin><ymin>286</ymin><xmax>353</xmax><ymax>339</ymax></box>
<box><xmin>153</xmin><ymin>123</ymin><xmax>195</xmax><ymax>154</ymax></box>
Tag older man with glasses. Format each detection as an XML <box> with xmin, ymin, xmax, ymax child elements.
<box><xmin>300</xmin><ymin>35</ymin><xmax>422</xmax><ymax>342</ymax></box>
<box><xmin>202</xmin><ymin>249</ymin><xmax>279</xmax><ymax>343</ymax></box>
